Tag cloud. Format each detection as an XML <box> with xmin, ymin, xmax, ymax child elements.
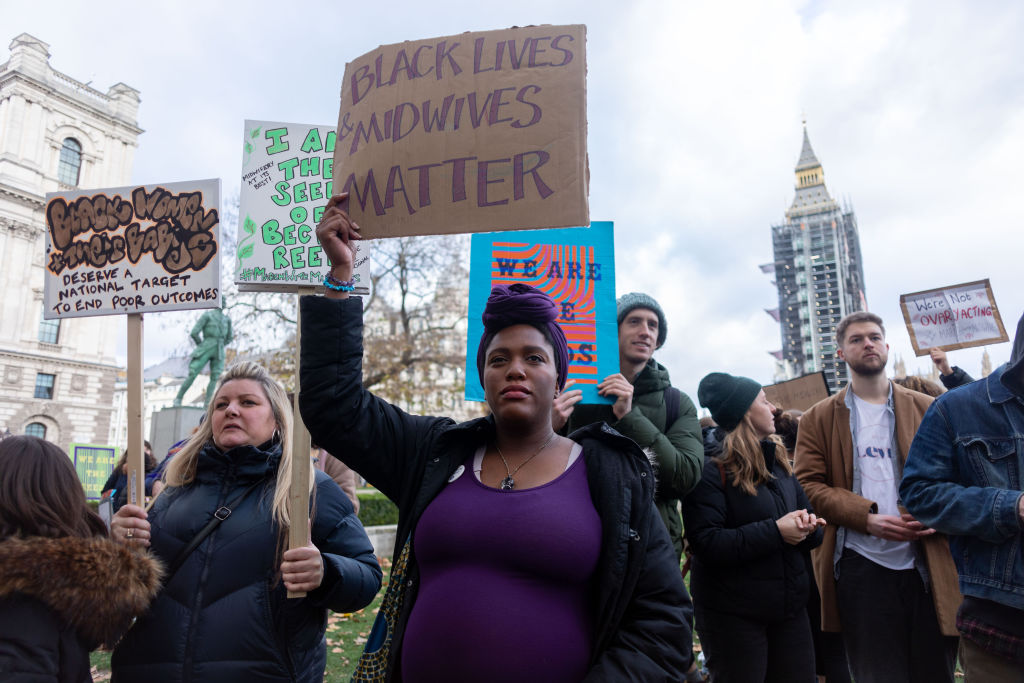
<box><xmin>5</xmin><ymin>0</ymin><xmax>1022</xmax><ymax>389</ymax></box>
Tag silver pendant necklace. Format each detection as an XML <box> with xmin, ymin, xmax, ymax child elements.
<box><xmin>494</xmin><ymin>432</ymin><xmax>556</xmax><ymax>490</ymax></box>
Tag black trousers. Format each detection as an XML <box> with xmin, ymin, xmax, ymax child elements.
<box><xmin>695</xmin><ymin>605</ymin><xmax>816</xmax><ymax>683</ymax></box>
<box><xmin>836</xmin><ymin>548</ymin><xmax>958</xmax><ymax>683</ymax></box>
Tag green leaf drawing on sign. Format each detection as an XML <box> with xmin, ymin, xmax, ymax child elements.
<box><xmin>238</xmin><ymin>243</ymin><xmax>254</xmax><ymax>260</ymax></box>
<box><xmin>242</xmin><ymin>128</ymin><xmax>261</xmax><ymax>165</ymax></box>
<box><xmin>243</xmin><ymin>215</ymin><xmax>256</xmax><ymax>235</ymax></box>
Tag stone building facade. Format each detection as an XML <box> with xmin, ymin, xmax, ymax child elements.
<box><xmin>0</xmin><ymin>33</ymin><xmax>141</xmax><ymax>450</ymax></box>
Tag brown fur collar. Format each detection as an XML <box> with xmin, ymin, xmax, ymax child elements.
<box><xmin>0</xmin><ymin>535</ymin><xmax>163</xmax><ymax>646</ymax></box>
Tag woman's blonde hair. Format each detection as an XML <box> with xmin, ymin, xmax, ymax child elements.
<box><xmin>163</xmin><ymin>361</ymin><xmax>314</xmax><ymax>531</ymax></box>
<box><xmin>715</xmin><ymin>412</ymin><xmax>792</xmax><ymax>496</ymax></box>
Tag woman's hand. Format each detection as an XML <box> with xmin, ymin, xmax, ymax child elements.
<box><xmin>776</xmin><ymin>508</ymin><xmax>825</xmax><ymax>545</ymax></box>
<box><xmin>281</xmin><ymin>543</ymin><xmax>324</xmax><ymax>593</ymax></box>
<box><xmin>315</xmin><ymin>193</ymin><xmax>361</xmax><ymax>285</ymax></box>
<box><xmin>551</xmin><ymin>379</ymin><xmax>582</xmax><ymax>431</ymax></box>
<box><xmin>111</xmin><ymin>504</ymin><xmax>151</xmax><ymax>548</ymax></box>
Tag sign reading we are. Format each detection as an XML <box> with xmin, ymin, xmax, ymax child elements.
<box><xmin>899</xmin><ymin>279</ymin><xmax>1009</xmax><ymax>356</ymax></box>
<box><xmin>334</xmin><ymin>25</ymin><xmax>589</xmax><ymax>239</ymax></box>
<box><xmin>465</xmin><ymin>222</ymin><xmax>616</xmax><ymax>405</ymax></box>
<box><xmin>44</xmin><ymin>179</ymin><xmax>221</xmax><ymax>318</ymax></box>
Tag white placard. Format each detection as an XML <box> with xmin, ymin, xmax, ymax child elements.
<box><xmin>237</xmin><ymin>120</ymin><xmax>370</xmax><ymax>293</ymax></box>
<box><xmin>899</xmin><ymin>279</ymin><xmax>1009</xmax><ymax>355</ymax></box>
<box><xmin>44</xmin><ymin>179</ymin><xmax>221</xmax><ymax>319</ymax></box>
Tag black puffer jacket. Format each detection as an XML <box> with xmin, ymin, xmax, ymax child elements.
<box><xmin>939</xmin><ymin>365</ymin><xmax>975</xmax><ymax>390</ymax></box>
<box><xmin>299</xmin><ymin>295</ymin><xmax>690</xmax><ymax>682</ymax></box>
<box><xmin>0</xmin><ymin>536</ymin><xmax>162</xmax><ymax>683</ymax></box>
<box><xmin>565</xmin><ymin>360</ymin><xmax>703</xmax><ymax>559</ymax></box>
<box><xmin>111</xmin><ymin>441</ymin><xmax>382</xmax><ymax>682</ymax></box>
<box><xmin>682</xmin><ymin>441</ymin><xmax>822</xmax><ymax>622</ymax></box>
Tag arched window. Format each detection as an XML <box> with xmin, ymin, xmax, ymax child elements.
<box><xmin>58</xmin><ymin>138</ymin><xmax>82</xmax><ymax>186</ymax></box>
<box><xmin>25</xmin><ymin>422</ymin><xmax>47</xmax><ymax>439</ymax></box>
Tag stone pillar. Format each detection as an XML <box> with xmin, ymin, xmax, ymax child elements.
<box><xmin>150</xmin><ymin>405</ymin><xmax>205</xmax><ymax>462</ymax></box>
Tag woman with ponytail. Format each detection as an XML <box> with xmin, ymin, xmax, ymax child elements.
<box><xmin>682</xmin><ymin>373</ymin><xmax>826</xmax><ymax>683</ymax></box>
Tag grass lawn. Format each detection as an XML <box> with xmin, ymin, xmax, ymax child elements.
<box><xmin>90</xmin><ymin>559</ymin><xmax>390</xmax><ymax>682</ymax></box>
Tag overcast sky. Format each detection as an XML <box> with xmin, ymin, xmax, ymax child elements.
<box><xmin>7</xmin><ymin>0</ymin><xmax>1023</xmax><ymax>404</ymax></box>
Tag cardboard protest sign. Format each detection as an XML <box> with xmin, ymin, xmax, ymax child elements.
<box><xmin>899</xmin><ymin>279</ymin><xmax>1009</xmax><ymax>356</ymax></box>
<box><xmin>237</xmin><ymin>120</ymin><xmax>371</xmax><ymax>293</ymax></box>
<box><xmin>334</xmin><ymin>25</ymin><xmax>589</xmax><ymax>239</ymax></box>
<box><xmin>70</xmin><ymin>443</ymin><xmax>119</xmax><ymax>501</ymax></box>
<box><xmin>763</xmin><ymin>372</ymin><xmax>831</xmax><ymax>412</ymax></box>
<box><xmin>43</xmin><ymin>179</ymin><xmax>221</xmax><ymax>318</ymax></box>
<box><xmin>466</xmin><ymin>222</ymin><xmax>616</xmax><ymax>404</ymax></box>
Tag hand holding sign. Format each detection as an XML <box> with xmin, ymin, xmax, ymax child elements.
<box><xmin>315</xmin><ymin>194</ymin><xmax>362</xmax><ymax>283</ymax></box>
<box><xmin>552</xmin><ymin>379</ymin><xmax>583</xmax><ymax>431</ymax></box>
<box><xmin>899</xmin><ymin>279</ymin><xmax>1009</xmax><ymax>356</ymax></box>
<box><xmin>598</xmin><ymin>373</ymin><xmax>634</xmax><ymax>420</ymax></box>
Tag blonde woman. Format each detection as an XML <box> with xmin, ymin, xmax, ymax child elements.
<box><xmin>110</xmin><ymin>361</ymin><xmax>381</xmax><ymax>682</ymax></box>
<box><xmin>682</xmin><ymin>373</ymin><xmax>826</xmax><ymax>683</ymax></box>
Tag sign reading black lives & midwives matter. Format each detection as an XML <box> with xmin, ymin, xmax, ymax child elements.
<box><xmin>334</xmin><ymin>24</ymin><xmax>589</xmax><ymax>239</ymax></box>
<box><xmin>43</xmin><ymin>179</ymin><xmax>221</xmax><ymax>319</ymax></box>
<box><xmin>236</xmin><ymin>120</ymin><xmax>370</xmax><ymax>293</ymax></box>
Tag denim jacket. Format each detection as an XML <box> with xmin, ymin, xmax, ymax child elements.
<box><xmin>901</xmin><ymin>364</ymin><xmax>1024</xmax><ymax>610</ymax></box>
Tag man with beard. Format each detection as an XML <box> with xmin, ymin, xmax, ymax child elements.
<box><xmin>794</xmin><ymin>312</ymin><xmax>962</xmax><ymax>683</ymax></box>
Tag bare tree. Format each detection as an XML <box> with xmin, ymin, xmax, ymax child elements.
<box><xmin>362</xmin><ymin>235</ymin><xmax>471</xmax><ymax>404</ymax></box>
<box><xmin>217</xmin><ymin>196</ymin><xmax>475</xmax><ymax>407</ymax></box>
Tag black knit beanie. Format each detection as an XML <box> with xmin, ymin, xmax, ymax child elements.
<box><xmin>697</xmin><ymin>372</ymin><xmax>762</xmax><ymax>432</ymax></box>
<box><xmin>616</xmin><ymin>292</ymin><xmax>667</xmax><ymax>348</ymax></box>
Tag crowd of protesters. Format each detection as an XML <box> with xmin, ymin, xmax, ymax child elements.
<box><xmin>1</xmin><ymin>191</ymin><xmax>1021</xmax><ymax>682</ymax></box>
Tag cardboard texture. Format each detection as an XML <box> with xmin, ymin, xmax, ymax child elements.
<box><xmin>465</xmin><ymin>222</ymin><xmax>616</xmax><ymax>404</ymax></box>
<box><xmin>763</xmin><ymin>372</ymin><xmax>831</xmax><ymax>412</ymax></box>
<box><xmin>334</xmin><ymin>25</ymin><xmax>589</xmax><ymax>239</ymax></box>
<box><xmin>43</xmin><ymin>179</ymin><xmax>222</xmax><ymax>318</ymax></box>
<box><xmin>899</xmin><ymin>279</ymin><xmax>1009</xmax><ymax>356</ymax></box>
<box><xmin>237</xmin><ymin>120</ymin><xmax>371</xmax><ymax>293</ymax></box>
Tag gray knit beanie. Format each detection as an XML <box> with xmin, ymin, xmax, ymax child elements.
<box><xmin>616</xmin><ymin>292</ymin><xmax>667</xmax><ymax>348</ymax></box>
<box><xmin>697</xmin><ymin>372</ymin><xmax>762</xmax><ymax>432</ymax></box>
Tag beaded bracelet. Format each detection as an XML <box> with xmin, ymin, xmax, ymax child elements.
<box><xmin>323</xmin><ymin>273</ymin><xmax>355</xmax><ymax>292</ymax></box>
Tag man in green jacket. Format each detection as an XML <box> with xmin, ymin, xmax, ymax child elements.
<box><xmin>553</xmin><ymin>292</ymin><xmax>703</xmax><ymax>558</ymax></box>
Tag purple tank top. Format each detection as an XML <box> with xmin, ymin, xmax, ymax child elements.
<box><xmin>400</xmin><ymin>450</ymin><xmax>602</xmax><ymax>682</ymax></box>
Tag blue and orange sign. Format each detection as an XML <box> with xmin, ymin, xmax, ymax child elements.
<box><xmin>466</xmin><ymin>222</ymin><xmax>616</xmax><ymax>404</ymax></box>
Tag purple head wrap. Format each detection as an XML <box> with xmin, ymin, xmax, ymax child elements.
<box><xmin>476</xmin><ymin>284</ymin><xmax>569</xmax><ymax>391</ymax></box>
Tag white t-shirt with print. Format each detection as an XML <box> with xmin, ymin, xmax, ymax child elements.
<box><xmin>844</xmin><ymin>393</ymin><xmax>915</xmax><ymax>570</ymax></box>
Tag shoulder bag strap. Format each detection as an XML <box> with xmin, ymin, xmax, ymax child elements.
<box><xmin>162</xmin><ymin>478</ymin><xmax>266</xmax><ymax>584</ymax></box>
<box><xmin>663</xmin><ymin>386</ymin><xmax>681</xmax><ymax>429</ymax></box>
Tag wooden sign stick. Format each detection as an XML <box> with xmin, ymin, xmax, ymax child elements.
<box><xmin>288</xmin><ymin>288</ymin><xmax>315</xmax><ymax>598</ymax></box>
<box><xmin>126</xmin><ymin>313</ymin><xmax>145</xmax><ymax>507</ymax></box>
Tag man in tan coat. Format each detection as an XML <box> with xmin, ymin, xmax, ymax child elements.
<box><xmin>795</xmin><ymin>312</ymin><xmax>961</xmax><ymax>683</ymax></box>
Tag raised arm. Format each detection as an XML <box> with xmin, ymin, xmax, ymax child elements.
<box><xmin>299</xmin><ymin>195</ymin><xmax>451</xmax><ymax>503</ymax></box>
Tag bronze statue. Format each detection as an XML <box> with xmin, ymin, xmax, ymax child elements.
<box><xmin>173</xmin><ymin>304</ymin><xmax>233</xmax><ymax>407</ymax></box>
